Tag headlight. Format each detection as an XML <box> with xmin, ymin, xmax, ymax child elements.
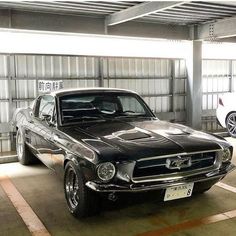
<box><xmin>219</xmin><ymin>148</ymin><xmax>232</xmax><ymax>163</ymax></box>
<box><xmin>97</xmin><ymin>162</ymin><xmax>116</xmax><ymax>181</ymax></box>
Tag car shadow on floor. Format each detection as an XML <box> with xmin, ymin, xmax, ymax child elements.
<box><xmin>78</xmin><ymin>189</ymin><xmax>208</xmax><ymax>224</ymax></box>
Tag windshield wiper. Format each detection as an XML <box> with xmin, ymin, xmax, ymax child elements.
<box><xmin>64</xmin><ymin>116</ymin><xmax>105</xmax><ymax>123</ymax></box>
<box><xmin>114</xmin><ymin>114</ymin><xmax>149</xmax><ymax>119</ymax></box>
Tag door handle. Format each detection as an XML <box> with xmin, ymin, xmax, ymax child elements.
<box><xmin>29</xmin><ymin>119</ymin><xmax>34</xmax><ymax>124</ymax></box>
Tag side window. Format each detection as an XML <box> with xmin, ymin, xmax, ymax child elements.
<box><xmin>36</xmin><ymin>96</ymin><xmax>55</xmax><ymax>120</ymax></box>
<box><xmin>118</xmin><ymin>96</ymin><xmax>145</xmax><ymax>114</ymax></box>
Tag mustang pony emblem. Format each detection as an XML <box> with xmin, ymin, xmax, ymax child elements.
<box><xmin>166</xmin><ymin>156</ymin><xmax>192</xmax><ymax>170</ymax></box>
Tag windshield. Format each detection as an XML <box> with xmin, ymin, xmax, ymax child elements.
<box><xmin>59</xmin><ymin>92</ymin><xmax>154</xmax><ymax>124</ymax></box>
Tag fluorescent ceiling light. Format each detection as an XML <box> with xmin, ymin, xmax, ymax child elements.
<box><xmin>1</xmin><ymin>28</ymin><xmax>236</xmax><ymax>59</ymax></box>
<box><xmin>203</xmin><ymin>42</ymin><xmax>236</xmax><ymax>59</ymax></box>
<box><xmin>0</xmin><ymin>28</ymin><xmax>188</xmax><ymax>58</ymax></box>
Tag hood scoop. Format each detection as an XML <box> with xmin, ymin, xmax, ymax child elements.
<box><xmin>164</xmin><ymin>130</ymin><xmax>191</xmax><ymax>136</ymax></box>
<box><xmin>147</xmin><ymin>125</ymin><xmax>192</xmax><ymax>137</ymax></box>
<box><xmin>117</xmin><ymin>131</ymin><xmax>151</xmax><ymax>141</ymax></box>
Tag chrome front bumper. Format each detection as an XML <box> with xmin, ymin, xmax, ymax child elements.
<box><xmin>86</xmin><ymin>163</ymin><xmax>236</xmax><ymax>192</ymax></box>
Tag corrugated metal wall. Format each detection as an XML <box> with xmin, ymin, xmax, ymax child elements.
<box><xmin>0</xmin><ymin>54</ymin><xmax>187</xmax><ymax>152</ymax></box>
<box><xmin>0</xmin><ymin>55</ymin><xmax>11</xmax><ymax>152</ymax></box>
<box><xmin>103</xmin><ymin>58</ymin><xmax>186</xmax><ymax>113</ymax></box>
<box><xmin>202</xmin><ymin>59</ymin><xmax>235</xmax><ymax>131</ymax></box>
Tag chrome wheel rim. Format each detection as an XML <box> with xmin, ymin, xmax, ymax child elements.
<box><xmin>17</xmin><ymin>131</ymin><xmax>24</xmax><ymax>160</ymax></box>
<box><xmin>227</xmin><ymin>113</ymin><xmax>236</xmax><ymax>137</ymax></box>
<box><xmin>65</xmin><ymin>167</ymin><xmax>80</xmax><ymax>209</ymax></box>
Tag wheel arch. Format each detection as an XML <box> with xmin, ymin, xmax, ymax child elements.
<box><xmin>63</xmin><ymin>155</ymin><xmax>84</xmax><ymax>173</ymax></box>
<box><xmin>63</xmin><ymin>154</ymin><xmax>96</xmax><ymax>182</ymax></box>
<box><xmin>64</xmin><ymin>159</ymin><xmax>70</xmax><ymax>169</ymax></box>
<box><xmin>225</xmin><ymin>111</ymin><xmax>236</xmax><ymax>126</ymax></box>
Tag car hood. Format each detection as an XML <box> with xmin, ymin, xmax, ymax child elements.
<box><xmin>60</xmin><ymin>119</ymin><xmax>223</xmax><ymax>161</ymax></box>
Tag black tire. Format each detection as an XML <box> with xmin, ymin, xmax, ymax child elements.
<box><xmin>64</xmin><ymin>161</ymin><xmax>101</xmax><ymax>218</ymax></box>
<box><xmin>16</xmin><ymin>128</ymin><xmax>37</xmax><ymax>165</ymax></box>
<box><xmin>226</xmin><ymin>112</ymin><xmax>236</xmax><ymax>138</ymax></box>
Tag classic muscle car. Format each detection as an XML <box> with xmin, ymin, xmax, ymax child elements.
<box><xmin>13</xmin><ymin>88</ymin><xmax>235</xmax><ymax>218</ymax></box>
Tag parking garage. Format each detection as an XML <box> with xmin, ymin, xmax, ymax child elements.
<box><xmin>1</xmin><ymin>1</ymin><xmax>236</xmax><ymax>236</ymax></box>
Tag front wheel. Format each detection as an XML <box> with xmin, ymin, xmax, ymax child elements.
<box><xmin>64</xmin><ymin>161</ymin><xmax>101</xmax><ymax>218</ymax></box>
<box><xmin>226</xmin><ymin>112</ymin><xmax>236</xmax><ymax>138</ymax></box>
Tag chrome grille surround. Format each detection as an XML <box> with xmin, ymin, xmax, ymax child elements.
<box><xmin>132</xmin><ymin>149</ymin><xmax>222</xmax><ymax>183</ymax></box>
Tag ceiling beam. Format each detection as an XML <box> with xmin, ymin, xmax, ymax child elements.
<box><xmin>106</xmin><ymin>1</ymin><xmax>185</xmax><ymax>26</ymax></box>
<box><xmin>0</xmin><ymin>9</ymin><xmax>190</xmax><ymax>40</ymax></box>
<box><xmin>198</xmin><ymin>16</ymin><xmax>236</xmax><ymax>40</ymax></box>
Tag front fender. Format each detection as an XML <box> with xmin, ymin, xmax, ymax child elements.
<box><xmin>64</xmin><ymin>153</ymin><xmax>97</xmax><ymax>182</ymax></box>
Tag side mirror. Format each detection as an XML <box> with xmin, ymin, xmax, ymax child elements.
<box><xmin>42</xmin><ymin>113</ymin><xmax>51</xmax><ymax>122</ymax></box>
<box><xmin>42</xmin><ymin>114</ymin><xmax>55</xmax><ymax>127</ymax></box>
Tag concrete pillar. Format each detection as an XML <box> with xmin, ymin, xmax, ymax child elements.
<box><xmin>186</xmin><ymin>40</ymin><xmax>202</xmax><ymax>130</ymax></box>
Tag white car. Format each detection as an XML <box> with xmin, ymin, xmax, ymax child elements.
<box><xmin>216</xmin><ymin>93</ymin><xmax>236</xmax><ymax>137</ymax></box>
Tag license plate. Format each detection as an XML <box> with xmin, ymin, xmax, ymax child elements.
<box><xmin>164</xmin><ymin>183</ymin><xmax>194</xmax><ymax>201</ymax></box>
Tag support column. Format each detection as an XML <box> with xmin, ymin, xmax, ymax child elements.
<box><xmin>99</xmin><ymin>57</ymin><xmax>104</xmax><ymax>87</ymax></box>
<box><xmin>7</xmin><ymin>55</ymin><xmax>15</xmax><ymax>151</ymax></box>
<box><xmin>186</xmin><ymin>40</ymin><xmax>202</xmax><ymax>130</ymax></box>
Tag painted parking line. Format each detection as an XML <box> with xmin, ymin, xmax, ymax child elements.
<box><xmin>137</xmin><ymin>209</ymin><xmax>236</xmax><ymax>236</ymax></box>
<box><xmin>216</xmin><ymin>182</ymin><xmax>236</xmax><ymax>194</ymax></box>
<box><xmin>0</xmin><ymin>175</ymin><xmax>51</xmax><ymax>236</ymax></box>
<box><xmin>0</xmin><ymin>155</ymin><xmax>17</xmax><ymax>158</ymax></box>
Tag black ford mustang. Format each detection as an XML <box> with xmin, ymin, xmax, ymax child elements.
<box><xmin>13</xmin><ymin>88</ymin><xmax>235</xmax><ymax>218</ymax></box>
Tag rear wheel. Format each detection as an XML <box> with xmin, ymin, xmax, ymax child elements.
<box><xmin>226</xmin><ymin>112</ymin><xmax>236</xmax><ymax>138</ymax></box>
<box><xmin>64</xmin><ymin>161</ymin><xmax>100</xmax><ymax>218</ymax></box>
<box><xmin>16</xmin><ymin>128</ymin><xmax>37</xmax><ymax>165</ymax></box>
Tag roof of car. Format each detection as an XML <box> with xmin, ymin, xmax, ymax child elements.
<box><xmin>50</xmin><ymin>87</ymin><xmax>137</xmax><ymax>96</ymax></box>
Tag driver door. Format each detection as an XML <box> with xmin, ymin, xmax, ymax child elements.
<box><xmin>30</xmin><ymin>95</ymin><xmax>57</xmax><ymax>169</ymax></box>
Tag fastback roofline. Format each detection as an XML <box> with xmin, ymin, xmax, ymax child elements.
<box><xmin>51</xmin><ymin>87</ymin><xmax>138</xmax><ymax>97</ymax></box>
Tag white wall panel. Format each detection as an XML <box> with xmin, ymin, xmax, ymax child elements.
<box><xmin>15</xmin><ymin>55</ymin><xmax>100</xmax><ymax>78</ymax></box>
<box><xmin>0</xmin><ymin>101</ymin><xmax>9</xmax><ymax>122</ymax></box>
<box><xmin>104</xmin><ymin>58</ymin><xmax>171</xmax><ymax>78</ymax></box>
<box><xmin>102</xmin><ymin>57</ymin><xmax>185</xmax><ymax>115</ymax></box>
<box><xmin>0</xmin><ymin>134</ymin><xmax>11</xmax><ymax>153</ymax></box>
<box><xmin>203</xmin><ymin>60</ymin><xmax>230</xmax><ymax>75</ymax></box>
<box><xmin>63</xmin><ymin>79</ymin><xmax>99</xmax><ymax>89</ymax></box>
<box><xmin>202</xmin><ymin>59</ymin><xmax>232</xmax><ymax>131</ymax></box>
<box><xmin>0</xmin><ymin>55</ymin><xmax>8</xmax><ymax>77</ymax></box>
<box><xmin>174</xmin><ymin>59</ymin><xmax>186</xmax><ymax>78</ymax></box>
<box><xmin>175</xmin><ymin>96</ymin><xmax>186</xmax><ymax>111</ymax></box>
<box><xmin>202</xmin><ymin>60</ymin><xmax>231</xmax><ymax>110</ymax></box>
<box><xmin>0</xmin><ymin>80</ymin><xmax>8</xmax><ymax>99</ymax></box>
<box><xmin>143</xmin><ymin>97</ymin><xmax>171</xmax><ymax>113</ymax></box>
<box><xmin>231</xmin><ymin>61</ymin><xmax>236</xmax><ymax>92</ymax></box>
<box><xmin>174</xmin><ymin>79</ymin><xmax>185</xmax><ymax>94</ymax></box>
<box><xmin>13</xmin><ymin>80</ymin><xmax>37</xmax><ymax>99</ymax></box>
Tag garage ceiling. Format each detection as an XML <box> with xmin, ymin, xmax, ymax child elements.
<box><xmin>0</xmin><ymin>1</ymin><xmax>141</xmax><ymax>16</ymax></box>
<box><xmin>0</xmin><ymin>1</ymin><xmax>236</xmax><ymax>25</ymax></box>
<box><xmin>1</xmin><ymin>1</ymin><xmax>236</xmax><ymax>40</ymax></box>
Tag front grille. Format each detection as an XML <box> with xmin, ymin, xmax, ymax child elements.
<box><xmin>133</xmin><ymin>152</ymin><xmax>217</xmax><ymax>179</ymax></box>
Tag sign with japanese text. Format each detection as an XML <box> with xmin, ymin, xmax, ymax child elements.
<box><xmin>38</xmin><ymin>80</ymin><xmax>63</xmax><ymax>93</ymax></box>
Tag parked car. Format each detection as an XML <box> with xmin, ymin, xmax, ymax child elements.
<box><xmin>216</xmin><ymin>92</ymin><xmax>236</xmax><ymax>137</ymax></box>
<box><xmin>12</xmin><ymin>88</ymin><xmax>235</xmax><ymax>218</ymax></box>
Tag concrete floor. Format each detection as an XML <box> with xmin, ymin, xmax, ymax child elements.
<box><xmin>0</xmin><ymin>138</ymin><xmax>236</xmax><ymax>236</ymax></box>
